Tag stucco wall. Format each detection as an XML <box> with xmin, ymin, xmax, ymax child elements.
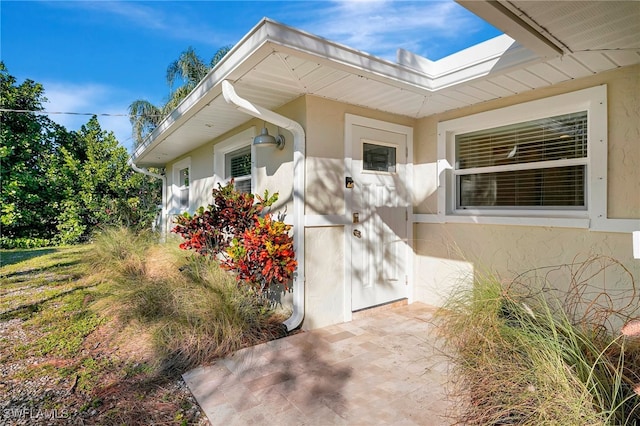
<box><xmin>414</xmin><ymin>65</ymin><xmax>640</xmax><ymax>217</ymax></box>
<box><xmin>304</xmin><ymin>96</ymin><xmax>414</xmax><ymax>216</ymax></box>
<box><xmin>301</xmin><ymin>96</ymin><xmax>414</xmax><ymax>329</ymax></box>
<box><xmin>303</xmin><ymin>226</ymin><xmax>345</xmax><ymax>329</ymax></box>
<box><xmin>412</xmin><ymin>65</ymin><xmax>640</xmax><ymax>313</ymax></box>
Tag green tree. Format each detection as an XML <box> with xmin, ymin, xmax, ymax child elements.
<box><xmin>1</xmin><ymin>63</ymin><xmax>161</xmax><ymax>246</ymax></box>
<box><xmin>129</xmin><ymin>45</ymin><xmax>231</xmax><ymax>146</ymax></box>
<box><xmin>57</xmin><ymin>116</ymin><xmax>161</xmax><ymax>243</ymax></box>
<box><xmin>0</xmin><ymin>61</ymin><xmax>74</xmax><ymax>241</ymax></box>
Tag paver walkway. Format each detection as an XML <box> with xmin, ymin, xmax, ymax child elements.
<box><xmin>183</xmin><ymin>302</ymin><xmax>455</xmax><ymax>425</ymax></box>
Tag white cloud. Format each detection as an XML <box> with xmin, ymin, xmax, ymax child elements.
<box><xmin>294</xmin><ymin>0</ymin><xmax>486</xmax><ymax>60</ymax></box>
<box><xmin>43</xmin><ymin>82</ymin><xmax>136</xmax><ymax>151</ymax></box>
<box><xmin>63</xmin><ymin>1</ymin><xmax>231</xmax><ymax>47</ymax></box>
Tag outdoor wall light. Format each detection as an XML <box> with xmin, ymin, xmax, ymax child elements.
<box><xmin>253</xmin><ymin>125</ymin><xmax>285</xmax><ymax>150</ymax></box>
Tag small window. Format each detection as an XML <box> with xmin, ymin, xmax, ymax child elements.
<box><xmin>454</xmin><ymin>111</ymin><xmax>588</xmax><ymax>209</ymax></box>
<box><xmin>363</xmin><ymin>143</ymin><xmax>396</xmax><ymax>173</ymax></box>
<box><xmin>225</xmin><ymin>146</ymin><xmax>252</xmax><ymax>193</ymax></box>
<box><xmin>178</xmin><ymin>167</ymin><xmax>189</xmax><ymax>209</ymax></box>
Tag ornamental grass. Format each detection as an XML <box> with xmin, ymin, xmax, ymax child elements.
<box><xmin>89</xmin><ymin>226</ymin><xmax>287</xmax><ymax>374</ymax></box>
<box><xmin>438</xmin><ymin>256</ymin><xmax>640</xmax><ymax>425</ymax></box>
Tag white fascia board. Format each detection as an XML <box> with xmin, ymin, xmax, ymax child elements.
<box><xmin>456</xmin><ymin>0</ymin><xmax>564</xmax><ymax>58</ymax></box>
<box><xmin>397</xmin><ymin>34</ymin><xmax>541</xmax><ymax>90</ymax></box>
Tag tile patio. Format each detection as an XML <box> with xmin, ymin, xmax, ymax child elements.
<box><xmin>183</xmin><ymin>302</ymin><xmax>456</xmax><ymax>425</ymax></box>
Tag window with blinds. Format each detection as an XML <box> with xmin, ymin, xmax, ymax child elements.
<box><xmin>225</xmin><ymin>146</ymin><xmax>252</xmax><ymax>193</ymax></box>
<box><xmin>454</xmin><ymin>111</ymin><xmax>588</xmax><ymax>209</ymax></box>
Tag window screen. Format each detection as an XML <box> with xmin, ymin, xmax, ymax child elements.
<box><xmin>225</xmin><ymin>146</ymin><xmax>252</xmax><ymax>193</ymax></box>
<box><xmin>455</xmin><ymin>111</ymin><xmax>587</xmax><ymax>209</ymax></box>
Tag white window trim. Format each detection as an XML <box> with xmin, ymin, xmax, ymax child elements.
<box><xmin>213</xmin><ymin>127</ymin><xmax>256</xmax><ymax>191</ymax></box>
<box><xmin>171</xmin><ymin>157</ymin><xmax>191</xmax><ymax>214</ymax></box>
<box><xmin>436</xmin><ymin>85</ymin><xmax>607</xmax><ymax>230</ymax></box>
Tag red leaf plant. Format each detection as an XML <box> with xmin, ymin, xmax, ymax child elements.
<box><xmin>172</xmin><ymin>180</ymin><xmax>296</xmax><ymax>294</ymax></box>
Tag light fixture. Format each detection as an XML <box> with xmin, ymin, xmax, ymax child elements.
<box><xmin>253</xmin><ymin>125</ymin><xmax>285</xmax><ymax>150</ymax></box>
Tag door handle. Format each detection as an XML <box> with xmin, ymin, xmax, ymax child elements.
<box><xmin>353</xmin><ymin>229</ymin><xmax>362</xmax><ymax>238</ymax></box>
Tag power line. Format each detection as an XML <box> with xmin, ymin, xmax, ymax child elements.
<box><xmin>0</xmin><ymin>108</ymin><xmax>164</xmax><ymax>117</ymax></box>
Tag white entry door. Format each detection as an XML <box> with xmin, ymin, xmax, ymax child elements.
<box><xmin>349</xmin><ymin>121</ymin><xmax>410</xmax><ymax>311</ymax></box>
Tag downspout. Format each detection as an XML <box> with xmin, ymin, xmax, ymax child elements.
<box><xmin>221</xmin><ymin>80</ymin><xmax>305</xmax><ymax>331</ymax></box>
<box><xmin>128</xmin><ymin>158</ymin><xmax>168</xmax><ymax>237</ymax></box>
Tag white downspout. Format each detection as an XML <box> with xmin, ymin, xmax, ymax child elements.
<box><xmin>221</xmin><ymin>80</ymin><xmax>305</xmax><ymax>331</ymax></box>
<box><xmin>128</xmin><ymin>158</ymin><xmax>168</xmax><ymax>237</ymax></box>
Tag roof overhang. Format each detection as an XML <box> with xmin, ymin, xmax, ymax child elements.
<box><xmin>457</xmin><ymin>0</ymin><xmax>565</xmax><ymax>58</ymax></box>
<box><xmin>133</xmin><ymin>1</ymin><xmax>639</xmax><ymax>168</ymax></box>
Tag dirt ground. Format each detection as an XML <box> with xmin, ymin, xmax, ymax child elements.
<box><xmin>0</xmin><ymin>248</ymin><xmax>210</xmax><ymax>425</ymax></box>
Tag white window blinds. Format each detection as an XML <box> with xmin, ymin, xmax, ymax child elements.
<box><xmin>454</xmin><ymin>111</ymin><xmax>587</xmax><ymax>209</ymax></box>
<box><xmin>225</xmin><ymin>146</ymin><xmax>252</xmax><ymax>193</ymax></box>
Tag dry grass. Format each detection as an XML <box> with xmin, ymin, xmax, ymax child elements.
<box><xmin>438</xmin><ymin>257</ymin><xmax>640</xmax><ymax>426</ymax></box>
<box><xmin>90</xmin><ymin>227</ymin><xmax>288</xmax><ymax>374</ymax></box>
<box><xmin>1</xmin><ymin>227</ymin><xmax>290</xmax><ymax>425</ymax></box>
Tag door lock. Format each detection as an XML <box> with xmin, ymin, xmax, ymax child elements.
<box><xmin>352</xmin><ymin>212</ymin><xmax>359</xmax><ymax>223</ymax></box>
<box><xmin>353</xmin><ymin>229</ymin><xmax>362</xmax><ymax>238</ymax></box>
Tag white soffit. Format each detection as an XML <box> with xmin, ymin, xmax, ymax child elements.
<box><xmin>133</xmin><ymin>6</ymin><xmax>640</xmax><ymax>167</ymax></box>
<box><xmin>457</xmin><ymin>1</ymin><xmax>640</xmax><ymax>56</ymax></box>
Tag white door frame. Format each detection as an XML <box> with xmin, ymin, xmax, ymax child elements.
<box><xmin>343</xmin><ymin>114</ymin><xmax>414</xmax><ymax>322</ymax></box>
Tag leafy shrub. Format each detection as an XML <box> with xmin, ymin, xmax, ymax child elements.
<box><xmin>0</xmin><ymin>236</ymin><xmax>53</xmax><ymax>249</ymax></box>
<box><xmin>172</xmin><ymin>181</ymin><xmax>276</xmax><ymax>255</ymax></box>
<box><xmin>224</xmin><ymin>214</ymin><xmax>297</xmax><ymax>293</ymax></box>
<box><xmin>172</xmin><ymin>181</ymin><xmax>296</xmax><ymax>294</ymax></box>
<box><xmin>55</xmin><ymin>199</ymin><xmax>86</xmax><ymax>245</ymax></box>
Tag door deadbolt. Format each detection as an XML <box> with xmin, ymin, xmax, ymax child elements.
<box><xmin>352</xmin><ymin>212</ymin><xmax>359</xmax><ymax>223</ymax></box>
<box><xmin>353</xmin><ymin>229</ymin><xmax>362</xmax><ymax>238</ymax></box>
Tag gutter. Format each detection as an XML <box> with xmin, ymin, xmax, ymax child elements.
<box><xmin>128</xmin><ymin>158</ymin><xmax>168</xmax><ymax>237</ymax></box>
<box><xmin>221</xmin><ymin>80</ymin><xmax>306</xmax><ymax>331</ymax></box>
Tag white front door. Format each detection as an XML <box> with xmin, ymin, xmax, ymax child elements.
<box><xmin>349</xmin><ymin>121</ymin><xmax>410</xmax><ymax>311</ymax></box>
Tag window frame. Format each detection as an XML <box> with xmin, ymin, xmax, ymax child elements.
<box><xmin>362</xmin><ymin>139</ymin><xmax>398</xmax><ymax>174</ymax></box>
<box><xmin>225</xmin><ymin>145</ymin><xmax>252</xmax><ymax>193</ymax></box>
<box><xmin>171</xmin><ymin>157</ymin><xmax>191</xmax><ymax>214</ymax></box>
<box><xmin>213</xmin><ymin>127</ymin><xmax>255</xmax><ymax>193</ymax></box>
<box><xmin>437</xmin><ymin>85</ymin><xmax>607</xmax><ymax>228</ymax></box>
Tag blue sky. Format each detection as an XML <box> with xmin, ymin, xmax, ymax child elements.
<box><xmin>1</xmin><ymin>0</ymin><xmax>501</xmax><ymax>150</ymax></box>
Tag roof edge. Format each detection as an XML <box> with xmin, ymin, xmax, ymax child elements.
<box><xmin>456</xmin><ymin>0</ymin><xmax>565</xmax><ymax>58</ymax></box>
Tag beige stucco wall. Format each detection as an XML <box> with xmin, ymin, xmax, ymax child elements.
<box><xmin>251</xmin><ymin>96</ymin><xmax>305</xmax><ymax>219</ymax></box>
<box><xmin>304</xmin><ymin>96</ymin><xmax>415</xmax><ymax>216</ymax></box>
<box><xmin>301</xmin><ymin>96</ymin><xmax>414</xmax><ymax>329</ymax></box>
<box><xmin>303</xmin><ymin>226</ymin><xmax>345</xmax><ymax>329</ymax></box>
<box><xmin>414</xmin><ymin>65</ymin><xmax>640</xmax><ymax>217</ymax></box>
<box><xmin>412</xmin><ymin>65</ymin><xmax>640</xmax><ymax>313</ymax></box>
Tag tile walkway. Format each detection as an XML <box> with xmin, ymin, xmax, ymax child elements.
<box><xmin>183</xmin><ymin>302</ymin><xmax>456</xmax><ymax>425</ymax></box>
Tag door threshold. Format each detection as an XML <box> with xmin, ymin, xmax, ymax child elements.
<box><xmin>352</xmin><ymin>298</ymin><xmax>408</xmax><ymax>320</ymax></box>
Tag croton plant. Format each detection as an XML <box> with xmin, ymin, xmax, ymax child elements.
<box><xmin>172</xmin><ymin>181</ymin><xmax>297</xmax><ymax>294</ymax></box>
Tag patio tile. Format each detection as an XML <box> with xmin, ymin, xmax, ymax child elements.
<box><xmin>183</xmin><ymin>302</ymin><xmax>455</xmax><ymax>425</ymax></box>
